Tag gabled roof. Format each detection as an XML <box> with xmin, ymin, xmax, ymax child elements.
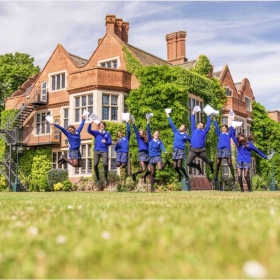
<box><xmin>124</xmin><ymin>43</ymin><xmax>170</xmax><ymax>66</ymax></box>
<box><xmin>235</xmin><ymin>82</ymin><xmax>242</xmax><ymax>92</ymax></box>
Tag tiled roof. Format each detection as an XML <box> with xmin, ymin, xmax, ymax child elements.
<box><xmin>179</xmin><ymin>60</ymin><xmax>197</xmax><ymax>70</ymax></box>
<box><xmin>235</xmin><ymin>82</ymin><xmax>242</xmax><ymax>91</ymax></box>
<box><xmin>213</xmin><ymin>71</ymin><xmax>222</xmax><ymax>78</ymax></box>
<box><xmin>68</xmin><ymin>53</ymin><xmax>88</xmax><ymax>67</ymax></box>
<box><xmin>125</xmin><ymin>43</ymin><xmax>170</xmax><ymax>66</ymax></box>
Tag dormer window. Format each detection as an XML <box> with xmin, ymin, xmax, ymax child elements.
<box><xmin>225</xmin><ymin>87</ymin><xmax>233</xmax><ymax>96</ymax></box>
<box><xmin>98</xmin><ymin>57</ymin><xmax>120</xmax><ymax>69</ymax></box>
<box><xmin>245</xmin><ymin>97</ymin><xmax>252</xmax><ymax>111</ymax></box>
<box><xmin>50</xmin><ymin>72</ymin><xmax>66</xmax><ymax>91</ymax></box>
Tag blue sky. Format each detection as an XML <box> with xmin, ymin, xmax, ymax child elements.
<box><xmin>1</xmin><ymin>1</ymin><xmax>280</xmax><ymax>111</ymax></box>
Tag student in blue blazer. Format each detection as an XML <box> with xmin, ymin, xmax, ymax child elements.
<box><xmin>231</xmin><ymin>130</ymin><xmax>268</xmax><ymax>192</ymax></box>
<box><xmin>87</xmin><ymin>121</ymin><xmax>112</xmax><ymax>186</ymax></box>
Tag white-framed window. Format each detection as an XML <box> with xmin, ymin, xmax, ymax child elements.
<box><xmin>246</xmin><ymin>124</ymin><xmax>252</xmax><ymax>136</ymax></box>
<box><xmin>51</xmin><ymin>72</ymin><xmax>66</xmax><ymax>91</ymax></box>
<box><xmin>75</xmin><ymin>95</ymin><xmax>93</xmax><ymax>122</ymax></box>
<box><xmin>188</xmin><ymin>95</ymin><xmax>204</xmax><ymax>123</ymax></box>
<box><xmin>63</xmin><ymin>108</ymin><xmax>69</xmax><ymax>128</ymax></box>
<box><xmin>36</xmin><ymin>112</ymin><xmax>51</xmax><ymax>135</ymax></box>
<box><xmin>225</xmin><ymin>87</ymin><xmax>233</xmax><ymax>97</ymax></box>
<box><xmin>41</xmin><ymin>82</ymin><xmax>47</xmax><ymax>102</ymax></box>
<box><xmin>74</xmin><ymin>144</ymin><xmax>92</xmax><ymax>175</ymax></box>
<box><xmin>235</xmin><ymin>117</ymin><xmax>245</xmax><ymax>134</ymax></box>
<box><xmin>98</xmin><ymin>57</ymin><xmax>120</xmax><ymax>69</ymax></box>
<box><xmin>52</xmin><ymin>151</ymin><xmax>68</xmax><ymax>170</ymax></box>
<box><xmin>102</xmin><ymin>94</ymin><xmax>118</xmax><ymax>121</ymax></box>
<box><xmin>109</xmin><ymin>144</ymin><xmax>117</xmax><ymax>172</ymax></box>
<box><xmin>245</xmin><ymin>97</ymin><xmax>252</xmax><ymax>111</ymax></box>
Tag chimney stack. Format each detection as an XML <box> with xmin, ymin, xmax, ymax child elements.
<box><xmin>104</xmin><ymin>15</ymin><xmax>129</xmax><ymax>43</ymax></box>
<box><xmin>166</xmin><ymin>31</ymin><xmax>188</xmax><ymax>65</ymax></box>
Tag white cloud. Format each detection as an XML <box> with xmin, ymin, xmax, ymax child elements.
<box><xmin>0</xmin><ymin>1</ymin><xmax>279</xmax><ymax>110</ymax></box>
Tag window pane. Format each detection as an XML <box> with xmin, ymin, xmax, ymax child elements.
<box><xmin>81</xmin><ymin>159</ymin><xmax>86</xmax><ymax>174</ymax></box>
<box><xmin>82</xmin><ymin>145</ymin><xmax>86</xmax><ymax>157</ymax></box>
<box><xmin>37</xmin><ymin>114</ymin><xmax>41</xmax><ymax>122</ymax></box>
<box><xmin>88</xmin><ymin>144</ymin><xmax>92</xmax><ymax>157</ymax></box>
<box><xmin>102</xmin><ymin>95</ymin><xmax>109</xmax><ymax>105</ymax></box>
<box><xmin>88</xmin><ymin>106</ymin><xmax>93</xmax><ymax>114</ymax></box>
<box><xmin>106</xmin><ymin>62</ymin><xmax>111</xmax><ymax>68</ymax></box>
<box><xmin>87</xmin><ymin>158</ymin><xmax>92</xmax><ymax>173</ymax></box>
<box><xmin>42</xmin><ymin>113</ymin><xmax>46</xmax><ymax>121</ymax></box>
<box><xmin>64</xmin><ymin>120</ymin><xmax>68</xmax><ymax>128</ymax></box>
<box><xmin>75</xmin><ymin>109</ymin><xmax>80</xmax><ymax>122</ymax></box>
<box><xmin>82</xmin><ymin>96</ymin><xmax>87</xmax><ymax>106</ymax></box>
<box><xmin>64</xmin><ymin>108</ymin><xmax>69</xmax><ymax>118</ymax></box>
<box><xmin>113</xmin><ymin>60</ymin><xmax>117</xmax><ymax>68</ymax></box>
<box><xmin>88</xmin><ymin>95</ymin><xmax>93</xmax><ymax>105</ymax></box>
<box><xmin>111</xmin><ymin>145</ymin><xmax>116</xmax><ymax>157</ymax></box>
<box><xmin>46</xmin><ymin>122</ymin><xmax>50</xmax><ymax>133</ymax></box>
<box><xmin>110</xmin><ymin>158</ymin><xmax>116</xmax><ymax>170</ymax></box>
<box><xmin>52</xmin><ymin>153</ymin><xmax>57</xmax><ymax>162</ymax></box>
<box><xmin>111</xmin><ymin>95</ymin><xmax>118</xmax><ymax>105</ymax></box>
<box><xmin>111</xmin><ymin>107</ymin><xmax>118</xmax><ymax>120</ymax></box>
<box><xmin>62</xmin><ymin>73</ymin><xmax>65</xmax><ymax>88</ymax></box>
<box><xmin>52</xmin><ymin>76</ymin><xmax>55</xmax><ymax>91</ymax></box>
<box><xmin>57</xmin><ymin>75</ymin><xmax>60</xmax><ymax>90</ymax></box>
<box><xmin>75</xmin><ymin>97</ymin><xmax>80</xmax><ymax>108</ymax></box>
<box><xmin>102</xmin><ymin>107</ymin><xmax>109</xmax><ymax>120</ymax></box>
<box><xmin>41</xmin><ymin>123</ymin><xmax>45</xmax><ymax>134</ymax></box>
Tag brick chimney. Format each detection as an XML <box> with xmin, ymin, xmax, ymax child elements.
<box><xmin>166</xmin><ymin>31</ymin><xmax>188</xmax><ymax>65</ymax></box>
<box><xmin>104</xmin><ymin>14</ymin><xmax>129</xmax><ymax>43</ymax></box>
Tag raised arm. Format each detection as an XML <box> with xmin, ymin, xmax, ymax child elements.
<box><xmin>76</xmin><ymin>117</ymin><xmax>86</xmax><ymax>134</ymax></box>
<box><xmin>147</xmin><ymin>120</ymin><xmax>152</xmax><ymax>142</ymax></box>
<box><xmin>54</xmin><ymin>123</ymin><xmax>68</xmax><ymax>137</ymax></box>
<box><xmin>126</xmin><ymin>122</ymin><xmax>131</xmax><ymax>141</ymax></box>
<box><xmin>87</xmin><ymin>122</ymin><xmax>98</xmax><ymax>137</ymax></box>
<box><xmin>133</xmin><ymin>124</ymin><xmax>141</xmax><ymax>141</ymax></box>
<box><xmin>231</xmin><ymin>130</ymin><xmax>238</xmax><ymax>146</ymax></box>
<box><xmin>168</xmin><ymin>117</ymin><xmax>177</xmax><ymax>134</ymax></box>
<box><xmin>191</xmin><ymin>114</ymin><xmax>196</xmax><ymax>132</ymax></box>
<box><xmin>213</xmin><ymin>120</ymin><xmax>220</xmax><ymax>137</ymax></box>
<box><xmin>205</xmin><ymin>115</ymin><xmax>211</xmax><ymax>134</ymax></box>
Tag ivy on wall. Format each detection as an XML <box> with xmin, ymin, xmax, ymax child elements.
<box><xmin>252</xmin><ymin>101</ymin><xmax>280</xmax><ymax>184</ymax></box>
<box><xmin>123</xmin><ymin>49</ymin><xmax>227</xmax><ymax>180</ymax></box>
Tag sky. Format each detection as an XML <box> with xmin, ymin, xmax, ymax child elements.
<box><xmin>1</xmin><ymin>1</ymin><xmax>280</xmax><ymax>111</ymax></box>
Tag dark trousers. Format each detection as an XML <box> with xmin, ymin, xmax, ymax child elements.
<box><xmin>186</xmin><ymin>149</ymin><xmax>211</xmax><ymax>168</ymax></box>
<box><xmin>94</xmin><ymin>151</ymin><xmax>108</xmax><ymax>180</ymax></box>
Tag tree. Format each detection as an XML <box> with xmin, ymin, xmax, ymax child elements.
<box><xmin>0</xmin><ymin>52</ymin><xmax>40</xmax><ymax>112</ymax></box>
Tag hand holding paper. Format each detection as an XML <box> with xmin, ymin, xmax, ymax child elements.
<box><xmin>193</xmin><ymin>106</ymin><xmax>201</xmax><ymax>114</ymax></box>
<box><xmin>146</xmin><ymin>113</ymin><xmax>154</xmax><ymax>120</ymax></box>
<box><xmin>203</xmin><ymin>104</ymin><xmax>219</xmax><ymax>116</ymax></box>
<box><xmin>46</xmin><ymin>115</ymin><xmax>54</xmax><ymax>125</ymax></box>
<box><xmin>267</xmin><ymin>152</ymin><xmax>275</xmax><ymax>160</ymax></box>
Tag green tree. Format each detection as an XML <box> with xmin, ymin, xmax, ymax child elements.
<box><xmin>0</xmin><ymin>52</ymin><xmax>40</xmax><ymax>111</ymax></box>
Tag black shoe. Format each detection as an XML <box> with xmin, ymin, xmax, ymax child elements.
<box><xmin>104</xmin><ymin>179</ymin><xmax>108</xmax><ymax>187</ymax></box>
<box><xmin>131</xmin><ymin>173</ymin><xmax>136</xmax><ymax>182</ymax></box>
<box><xmin>142</xmin><ymin>176</ymin><xmax>147</xmax><ymax>184</ymax></box>
<box><xmin>166</xmin><ymin>159</ymin><xmax>172</xmax><ymax>166</ymax></box>
<box><xmin>178</xmin><ymin>174</ymin><xmax>182</xmax><ymax>182</ymax></box>
<box><xmin>248</xmin><ymin>188</ymin><xmax>252</xmax><ymax>192</ymax></box>
<box><xmin>185</xmin><ymin>177</ymin><xmax>189</xmax><ymax>185</ymax></box>
<box><xmin>209</xmin><ymin>161</ymin><xmax>214</xmax><ymax>174</ymax></box>
<box><xmin>58</xmin><ymin>155</ymin><xmax>66</xmax><ymax>164</ymax></box>
<box><xmin>230</xmin><ymin>179</ymin><xmax>236</xmax><ymax>187</ymax></box>
<box><xmin>241</xmin><ymin>189</ymin><xmax>244</xmax><ymax>192</ymax></box>
<box><xmin>96</xmin><ymin>179</ymin><xmax>100</xmax><ymax>186</ymax></box>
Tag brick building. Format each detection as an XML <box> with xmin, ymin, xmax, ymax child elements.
<box><xmin>3</xmin><ymin>14</ymin><xmax>258</xmax><ymax>185</ymax></box>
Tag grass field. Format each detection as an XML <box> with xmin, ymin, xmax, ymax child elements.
<box><xmin>0</xmin><ymin>191</ymin><xmax>280</xmax><ymax>279</ymax></box>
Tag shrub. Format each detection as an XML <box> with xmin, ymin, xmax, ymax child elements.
<box><xmin>252</xmin><ymin>174</ymin><xmax>269</xmax><ymax>191</ymax></box>
<box><xmin>53</xmin><ymin>182</ymin><xmax>63</xmax><ymax>191</ymax></box>
<box><xmin>63</xmin><ymin>179</ymin><xmax>73</xmax><ymax>191</ymax></box>
<box><xmin>48</xmin><ymin>169</ymin><xmax>68</xmax><ymax>191</ymax></box>
<box><xmin>38</xmin><ymin>175</ymin><xmax>51</xmax><ymax>192</ymax></box>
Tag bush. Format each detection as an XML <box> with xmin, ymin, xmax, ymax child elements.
<box><xmin>48</xmin><ymin>169</ymin><xmax>68</xmax><ymax>191</ymax></box>
<box><xmin>63</xmin><ymin>179</ymin><xmax>73</xmax><ymax>191</ymax></box>
<box><xmin>53</xmin><ymin>182</ymin><xmax>63</xmax><ymax>191</ymax></box>
<box><xmin>252</xmin><ymin>174</ymin><xmax>269</xmax><ymax>191</ymax></box>
<box><xmin>38</xmin><ymin>175</ymin><xmax>51</xmax><ymax>192</ymax></box>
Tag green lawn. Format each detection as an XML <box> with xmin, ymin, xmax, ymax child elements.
<box><xmin>0</xmin><ymin>191</ymin><xmax>280</xmax><ymax>279</ymax></box>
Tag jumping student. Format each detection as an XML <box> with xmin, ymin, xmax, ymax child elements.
<box><xmin>166</xmin><ymin>112</ymin><xmax>191</xmax><ymax>183</ymax></box>
<box><xmin>231</xmin><ymin>131</ymin><xmax>268</xmax><ymax>192</ymax></box>
<box><xmin>186</xmin><ymin>109</ymin><xmax>214</xmax><ymax>174</ymax></box>
<box><xmin>87</xmin><ymin>120</ymin><xmax>112</xmax><ymax>186</ymax></box>
<box><xmin>131</xmin><ymin>120</ymin><xmax>150</xmax><ymax>183</ymax></box>
<box><xmin>212</xmin><ymin>116</ymin><xmax>236</xmax><ymax>186</ymax></box>
<box><xmin>115</xmin><ymin>121</ymin><xmax>131</xmax><ymax>169</ymax></box>
<box><xmin>53</xmin><ymin>116</ymin><xmax>86</xmax><ymax>167</ymax></box>
<box><xmin>147</xmin><ymin>118</ymin><xmax>170</xmax><ymax>193</ymax></box>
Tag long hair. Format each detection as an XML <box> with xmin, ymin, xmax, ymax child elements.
<box><xmin>67</xmin><ymin>125</ymin><xmax>75</xmax><ymax>131</ymax></box>
<box><xmin>139</xmin><ymin>129</ymin><xmax>148</xmax><ymax>143</ymax></box>
<box><xmin>237</xmin><ymin>132</ymin><xmax>255</xmax><ymax>147</ymax></box>
<box><xmin>221</xmin><ymin>124</ymin><xmax>229</xmax><ymax>132</ymax></box>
